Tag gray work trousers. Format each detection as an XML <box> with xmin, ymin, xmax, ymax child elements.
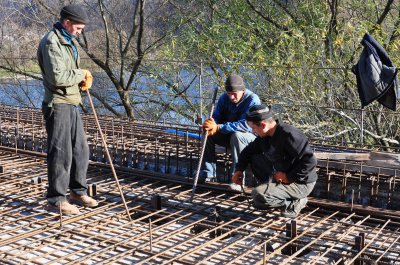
<box><xmin>249</xmin><ymin>154</ymin><xmax>316</xmax><ymax>212</ymax></box>
<box><xmin>251</xmin><ymin>181</ymin><xmax>316</xmax><ymax>211</ymax></box>
<box><xmin>42</xmin><ymin>102</ymin><xmax>89</xmax><ymax>205</ymax></box>
<box><xmin>200</xmin><ymin>131</ymin><xmax>256</xmax><ymax>181</ymax></box>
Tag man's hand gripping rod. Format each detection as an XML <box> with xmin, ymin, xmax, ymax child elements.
<box><xmin>86</xmin><ymin>90</ymin><xmax>132</xmax><ymax>221</ymax></box>
<box><xmin>190</xmin><ymin>87</ymin><xmax>219</xmax><ymax>202</ymax></box>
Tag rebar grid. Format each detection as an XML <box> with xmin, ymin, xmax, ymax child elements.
<box><xmin>1</xmin><ymin>105</ymin><xmax>400</xmax><ymax>208</ymax></box>
<box><xmin>0</xmin><ymin>149</ymin><xmax>400</xmax><ymax>264</ymax></box>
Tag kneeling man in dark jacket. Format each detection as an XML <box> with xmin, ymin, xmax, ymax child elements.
<box><xmin>232</xmin><ymin>104</ymin><xmax>318</xmax><ymax>218</ymax></box>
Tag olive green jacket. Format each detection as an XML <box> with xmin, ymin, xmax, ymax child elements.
<box><xmin>37</xmin><ymin>27</ymin><xmax>85</xmax><ymax>105</ymax></box>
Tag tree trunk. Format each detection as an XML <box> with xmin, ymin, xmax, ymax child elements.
<box><xmin>119</xmin><ymin>89</ymin><xmax>134</xmax><ymax>118</ymax></box>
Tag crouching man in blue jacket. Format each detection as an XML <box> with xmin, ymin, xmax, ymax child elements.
<box><xmin>200</xmin><ymin>74</ymin><xmax>260</xmax><ymax>184</ymax></box>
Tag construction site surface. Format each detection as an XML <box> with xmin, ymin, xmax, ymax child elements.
<box><xmin>1</xmin><ymin>105</ymin><xmax>400</xmax><ymax>264</ymax></box>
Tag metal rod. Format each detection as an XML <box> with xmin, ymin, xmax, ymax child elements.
<box><xmin>263</xmin><ymin>242</ymin><xmax>266</xmax><ymax>265</ymax></box>
<box><xmin>354</xmin><ymin>232</ymin><xmax>365</xmax><ymax>265</ymax></box>
<box><xmin>59</xmin><ymin>203</ymin><xmax>63</xmax><ymax>229</ymax></box>
<box><xmin>190</xmin><ymin>87</ymin><xmax>218</xmax><ymax>201</ymax></box>
<box><xmin>240</xmin><ymin>183</ymin><xmax>252</xmax><ymax>208</ymax></box>
<box><xmin>86</xmin><ymin>90</ymin><xmax>132</xmax><ymax>221</ymax></box>
<box><xmin>199</xmin><ymin>60</ymin><xmax>203</xmax><ymax>121</ymax></box>
<box><xmin>360</xmin><ymin>108</ymin><xmax>364</xmax><ymax>145</ymax></box>
<box><xmin>149</xmin><ymin>218</ymin><xmax>153</xmax><ymax>253</ymax></box>
<box><xmin>15</xmin><ymin>107</ymin><xmax>19</xmax><ymax>153</ymax></box>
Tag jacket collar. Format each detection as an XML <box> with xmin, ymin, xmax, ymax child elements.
<box><xmin>53</xmin><ymin>22</ymin><xmax>79</xmax><ymax>47</ymax></box>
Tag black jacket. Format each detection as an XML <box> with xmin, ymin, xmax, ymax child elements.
<box><xmin>352</xmin><ymin>33</ymin><xmax>399</xmax><ymax>110</ymax></box>
<box><xmin>236</xmin><ymin>122</ymin><xmax>317</xmax><ymax>183</ymax></box>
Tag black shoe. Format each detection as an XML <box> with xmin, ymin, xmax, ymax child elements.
<box><xmin>197</xmin><ymin>177</ymin><xmax>206</xmax><ymax>184</ymax></box>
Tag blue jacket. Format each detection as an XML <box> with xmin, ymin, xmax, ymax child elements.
<box><xmin>352</xmin><ymin>33</ymin><xmax>399</xmax><ymax>110</ymax></box>
<box><xmin>213</xmin><ymin>89</ymin><xmax>261</xmax><ymax>134</ymax></box>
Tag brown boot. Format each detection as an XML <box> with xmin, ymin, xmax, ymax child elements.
<box><xmin>48</xmin><ymin>201</ymin><xmax>80</xmax><ymax>215</ymax></box>
<box><xmin>70</xmin><ymin>193</ymin><xmax>98</xmax><ymax>207</ymax></box>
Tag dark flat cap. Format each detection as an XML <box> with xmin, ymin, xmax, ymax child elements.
<box><xmin>60</xmin><ymin>4</ymin><xmax>89</xmax><ymax>24</ymax></box>
<box><xmin>246</xmin><ymin>104</ymin><xmax>274</xmax><ymax>122</ymax></box>
<box><xmin>225</xmin><ymin>74</ymin><xmax>245</xmax><ymax>92</ymax></box>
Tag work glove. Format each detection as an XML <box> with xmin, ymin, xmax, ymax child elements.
<box><xmin>203</xmin><ymin>117</ymin><xmax>219</xmax><ymax>136</ymax></box>
<box><xmin>231</xmin><ymin>171</ymin><xmax>244</xmax><ymax>185</ymax></box>
<box><xmin>79</xmin><ymin>69</ymin><xmax>93</xmax><ymax>91</ymax></box>
<box><xmin>273</xmin><ymin>171</ymin><xmax>290</xmax><ymax>184</ymax></box>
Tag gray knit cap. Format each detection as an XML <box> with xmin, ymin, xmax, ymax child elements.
<box><xmin>60</xmin><ymin>4</ymin><xmax>89</xmax><ymax>24</ymax></box>
<box><xmin>225</xmin><ymin>74</ymin><xmax>245</xmax><ymax>92</ymax></box>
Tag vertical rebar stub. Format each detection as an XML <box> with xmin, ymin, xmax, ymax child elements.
<box><xmin>284</xmin><ymin>220</ymin><xmax>297</xmax><ymax>255</ymax></box>
<box><xmin>31</xmin><ymin>176</ymin><xmax>42</xmax><ymax>185</ymax></box>
<box><xmin>88</xmin><ymin>183</ymin><xmax>97</xmax><ymax>197</ymax></box>
<box><xmin>152</xmin><ymin>195</ymin><xmax>162</xmax><ymax>210</ymax></box>
<box><xmin>355</xmin><ymin>232</ymin><xmax>365</xmax><ymax>265</ymax></box>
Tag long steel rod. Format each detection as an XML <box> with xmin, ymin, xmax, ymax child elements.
<box><xmin>190</xmin><ymin>87</ymin><xmax>218</xmax><ymax>201</ymax></box>
<box><xmin>86</xmin><ymin>89</ymin><xmax>132</xmax><ymax>221</ymax></box>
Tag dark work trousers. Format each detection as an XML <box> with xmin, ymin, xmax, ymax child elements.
<box><xmin>42</xmin><ymin>102</ymin><xmax>89</xmax><ymax>205</ymax></box>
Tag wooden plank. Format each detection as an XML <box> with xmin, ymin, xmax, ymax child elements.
<box><xmin>315</xmin><ymin>152</ymin><xmax>370</xmax><ymax>161</ymax></box>
<box><xmin>317</xmin><ymin>160</ymin><xmax>398</xmax><ymax>175</ymax></box>
<box><xmin>370</xmin><ymin>151</ymin><xmax>400</xmax><ymax>161</ymax></box>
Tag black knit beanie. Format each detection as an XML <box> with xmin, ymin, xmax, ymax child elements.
<box><xmin>60</xmin><ymin>4</ymin><xmax>89</xmax><ymax>24</ymax></box>
<box><xmin>246</xmin><ymin>104</ymin><xmax>274</xmax><ymax>122</ymax></box>
<box><xmin>225</xmin><ymin>74</ymin><xmax>245</xmax><ymax>92</ymax></box>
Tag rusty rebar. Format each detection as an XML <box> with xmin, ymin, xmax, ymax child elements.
<box><xmin>190</xmin><ymin>87</ymin><xmax>218</xmax><ymax>202</ymax></box>
<box><xmin>86</xmin><ymin>89</ymin><xmax>132</xmax><ymax>221</ymax></box>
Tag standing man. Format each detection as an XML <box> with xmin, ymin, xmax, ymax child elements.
<box><xmin>232</xmin><ymin>105</ymin><xmax>318</xmax><ymax>218</ymax></box>
<box><xmin>201</xmin><ymin>74</ymin><xmax>261</xmax><ymax>183</ymax></box>
<box><xmin>38</xmin><ymin>4</ymin><xmax>97</xmax><ymax>215</ymax></box>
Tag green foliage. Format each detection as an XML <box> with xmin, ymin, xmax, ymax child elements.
<box><xmin>160</xmin><ymin>0</ymin><xmax>400</xmax><ymax>148</ymax></box>
<box><xmin>1</xmin><ymin>0</ymin><xmax>400</xmax><ymax>148</ymax></box>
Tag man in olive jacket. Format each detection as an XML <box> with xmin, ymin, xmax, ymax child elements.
<box><xmin>37</xmin><ymin>4</ymin><xmax>97</xmax><ymax>215</ymax></box>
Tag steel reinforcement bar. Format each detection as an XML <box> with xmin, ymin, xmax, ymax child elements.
<box><xmin>0</xmin><ymin>149</ymin><xmax>400</xmax><ymax>264</ymax></box>
<box><xmin>0</xmin><ymin>105</ymin><xmax>400</xmax><ymax>209</ymax></box>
